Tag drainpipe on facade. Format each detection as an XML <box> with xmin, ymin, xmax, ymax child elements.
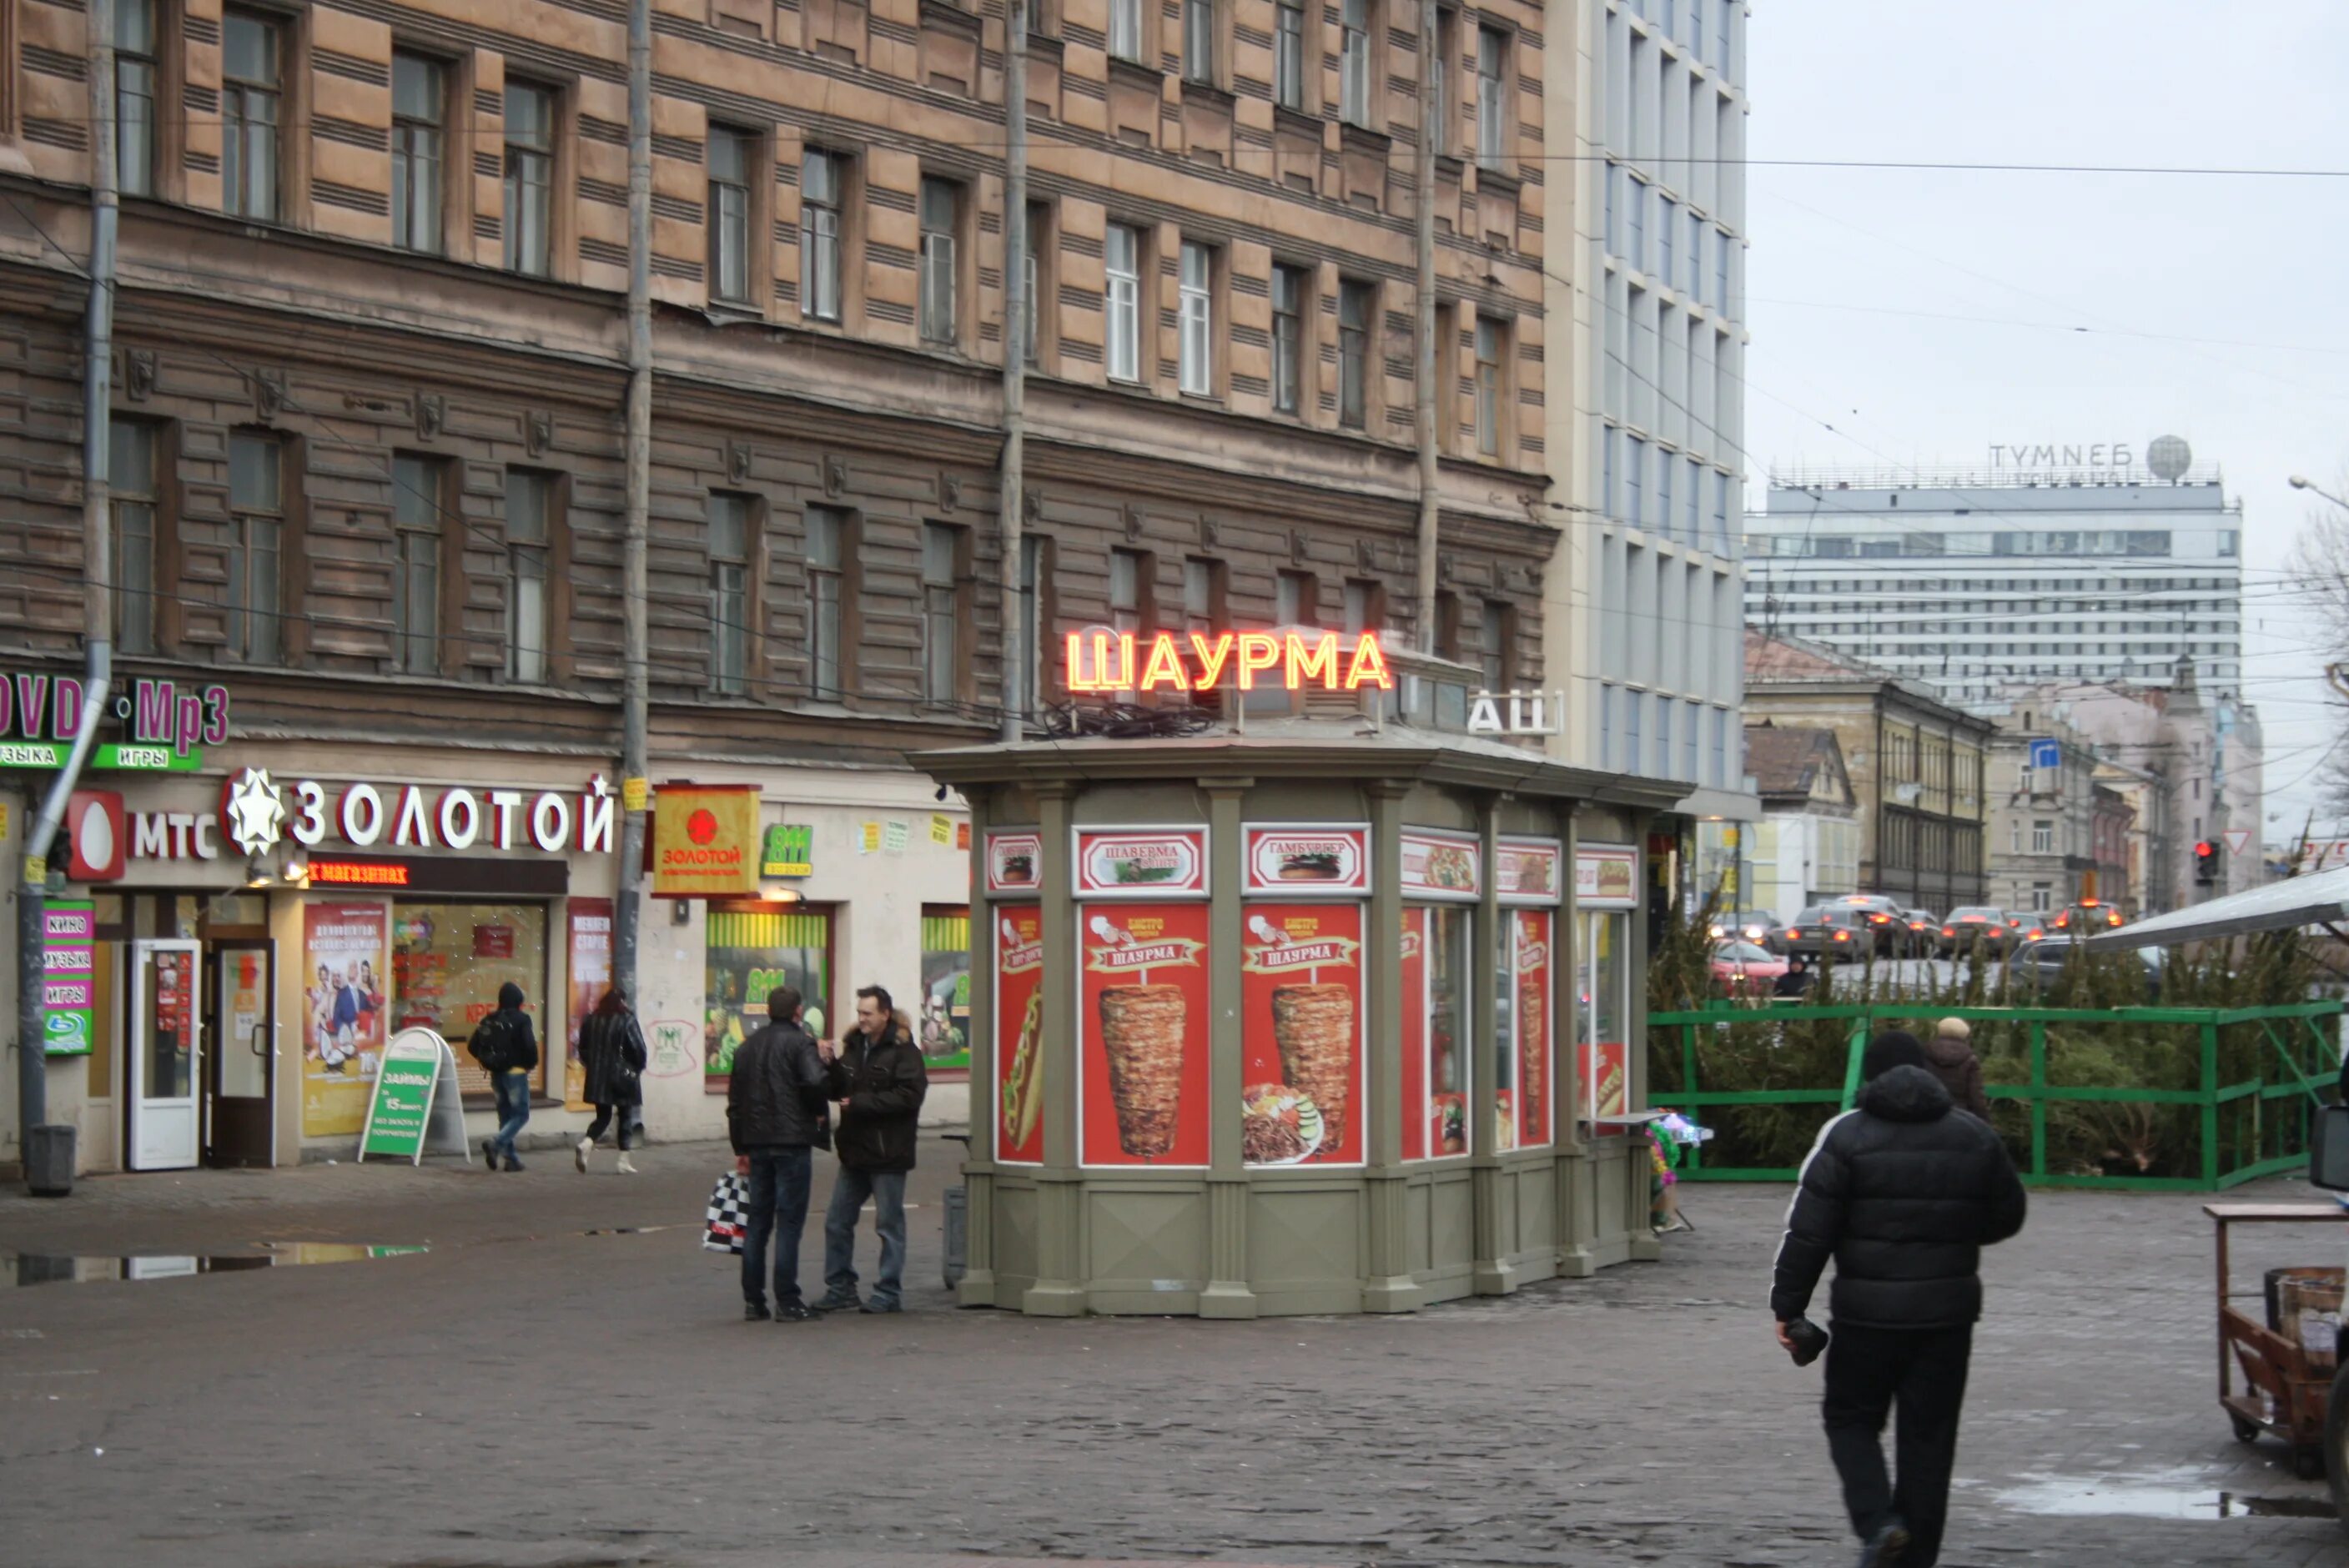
<box><xmin>612</xmin><ymin>0</ymin><xmax>652</xmax><ymax>998</ymax></box>
<box><xmin>18</xmin><ymin>3</ymin><xmax>117</xmax><ymax>1193</ymax></box>
<box><xmin>998</xmin><ymin>0</ymin><xmax>1029</xmax><ymax>744</ymax></box>
<box><xmin>1412</xmin><ymin>0</ymin><xmax>1440</xmax><ymax>656</ymax></box>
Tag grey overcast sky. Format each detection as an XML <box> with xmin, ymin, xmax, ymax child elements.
<box><xmin>1743</xmin><ymin>1</ymin><xmax>2349</xmax><ymax>842</ymax></box>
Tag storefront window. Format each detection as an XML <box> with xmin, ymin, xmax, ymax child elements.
<box><xmin>390</xmin><ymin>901</ymin><xmax>550</xmax><ymax>1100</ymax></box>
<box><xmin>1491</xmin><ymin>909</ymin><xmax>1516</xmax><ymax>1149</ymax></box>
<box><xmin>1427</xmin><ymin>905</ymin><xmax>1471</xmax><ymax>1156</ymax></box>
<box><xmin>918</xmin><ymin>905</ymin><xmax>972</xmax><ymax>1072</ymax></box>
<box><xmin>705</xmin><ymin>903</ymin><xmax>832</xmax><ymax>1092</ymax></box>
<box><xmin>1577</xmin><ymin>909</ymin><xmax>1630</xmax><ymax>1121</ymax></box>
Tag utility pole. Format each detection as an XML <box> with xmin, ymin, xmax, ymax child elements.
<box><xmin>998</xmin><ymin>0</ymin><xmax>1029</xmax><ymax>743</ymax></box>
<box><xmin>18</xmin><ymin>0</ymin><xmax>118</xmax><ymax>1192</ymax></box>
<box><xmin>1413</xmin><ymin>0</ymin><xmax>1440</xmax><ymax>656</ymax></box>
<box><xmin>614</xmin><ymin>0</ymin><xmax>651</xmax><ymax>996</ymax></box>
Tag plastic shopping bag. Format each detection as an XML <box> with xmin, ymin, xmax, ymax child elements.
<box><xmin>703</xmin><ymin>1172</ymin><xmax>750</xmax><ymax>1254</ymax></box>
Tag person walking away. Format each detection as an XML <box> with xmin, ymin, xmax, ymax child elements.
<box><xmin>1772</xmin><ymin>1030</ymin><xmax>2027</xmax><ymax>1567</ymax></box>
<box><xmin>818</xmin><ymin>987</ymin><xmax>928</xmax><ymax>1314</ymax></box>
<box><xmin>470</xmin><ymin>983</ymin><xmax>541</xmax><ymax>1172</ymax></box>
<box><xmin>1923</xmin><ymin>1018</ymin><xmax>1991</xmax><ymax>1121</ymax></box>
<box><xmin>575</xmin><ymin>986</ymin><xmax>650</xmax><ymax>1174</ymax></box>
<box><xmin>726</xmin><ymin>987</ymin><xmax>832</xmax><ymax>1321</ymax></box>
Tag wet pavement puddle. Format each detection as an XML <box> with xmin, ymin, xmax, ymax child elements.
<box><xmin>1993</xmin><ymin>1469</ymin><xmax>2336</xmax><ymax>1520</ymax></box>
<box><xmin>3</xmin><ymin>1242</ymin><xmax>427</xmax><ymax>1287</ymax></box>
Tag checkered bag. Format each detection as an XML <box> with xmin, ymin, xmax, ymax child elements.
<box><xmin>702</xmin><ymin>1172</ymin><xmax>750</xmax><ymax>1255</ymax></box>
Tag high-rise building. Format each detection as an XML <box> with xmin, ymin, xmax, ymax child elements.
<box><xmin>1546</xmin><ymin>0</ymin><xmax>1756</xmax><ymax>906</ymax></box>
<box><xmin>1743</xmin><ymin>450</ymin><xmax>2245</xmax><ymax>706</ymax></box>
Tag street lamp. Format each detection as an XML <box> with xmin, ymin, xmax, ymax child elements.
<box><xmin>2290</xmin><ymin>474</ymin><xmax>2349</xmax><ymax>512</ymax></box>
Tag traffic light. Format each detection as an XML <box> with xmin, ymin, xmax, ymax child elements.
<box><xmin>2194</xmin><ymin>840</ymin><xmax>2218</xmax><ymax>883</ymax></box>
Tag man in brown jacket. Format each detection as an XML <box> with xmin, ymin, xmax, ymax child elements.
<box><xmin>1924</xmin><ymin>1018</ymin><xmax>1992</xmax><ymax>1122</ymax></box>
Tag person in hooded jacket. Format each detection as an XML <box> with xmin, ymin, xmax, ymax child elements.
<box><xmin>470</xmin><ymin>982</ymin><xmax>541</xmax><ymax>1172</ymax></box>
<box><xmin>574</xmin><ymin>986</ymin><xmax>649</xmax><ymax>1174</ymax></box>
<box><xmin>1772</xmin><ymin>1031</ymin><xmax>2027</xmax><ymax>1568</ymax></box>
<box><xmin>1922</xmin><ymin>1018</ymin><xmax>1990</xmax><ymax>1122</ymax></box>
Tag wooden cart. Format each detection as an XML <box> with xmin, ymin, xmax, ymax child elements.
<box><xmin>2206</xmin><ymin>1203</ymin><xmax>2345</xmax><ymax>1481</ymax></box>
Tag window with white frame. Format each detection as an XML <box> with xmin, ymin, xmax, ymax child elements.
<box><xmin>1340</xmin><ymin>0</ymin><xmax>1373</xmax><ymax>128</ymax></box>
<box><xmin>116</xmin><ymin>0</ymin><xmax>158</xmax><ymax>198</ymax></box>
<box><xmin>1475</xmin><ymin>25</ymin><xmax>1506</xmax><ymax>168</ymax></box>
<box><xmin>1178</xmin><ymin>241</ymin><xmax>1213</xmax><ymax>395</ymax></box>
<box><xmin>504</xmin><ymin>82</ymin><xmax>556</xmax><ymax>277</ymax></box>
<box><xmin>801</xmin><ymin>150</ymin><xmax>844</xmax><ymax>322</ymax></box>
<box><xmin>225</xmin><ymin>431</ymin><xmax>282</xmax><ymax>662</ymax></box>
<box><xmin>1105</xmin><ymin>224</ymin><xmax>1142</xmax><ymax>383</ymax></box>
<box><xmin>2031</xmin><ymin>819</ymin><xmax>2053</xmax><ymax>855</ymax></box>
<box><xmin>1184</xmin><ymin>0</ymin><xmax>1215</xmax><ymax>83</ymax></box>
<box><xmin>1338</xmin><ymin>279</ymin><xmax>1372</xmax><ymax>428</ymax></box>
<box><xmin>1275</xmin><ymin>0</ymin><xmax>1307</xmax><ymax>110</ymax></box>
<box><xmin>111</xmin><ymin>418</ymin><xmax>158</xmax><ymax>655</ymax></box>
<box><xmin>708</xmin><ymin>493</ymin><xmax>753</xmax><ymax>696</ymax></box>
<box><xmin>707</xmin><ymin>126</ymin><xmax>756</xmax><ymax>304</ymax></box>
<box><xmin>805</xmin><ymin>505</ymin><xmax>847</xmax><ymax>701</ymax></box>
<box><xmin>505</xmin><ymin>470</ymin><xmax>552</xmax><ymax>684</ymax></box>
<box><xmin>923</xmin><ymin>521</ymin><xmax>964</xmax><ymax>705</ymax></box>
<box><xmin>1110</xmin><ymin>0</ymin><xmax>1144</xmax><ymax>62</ymax></box>
<box><xmin>1271</xmin><ymin>263</ymin><xmax>1306</xmax><ymax>415</ymax></box>
<box><xmin>390</xmin><ymin>455</ymin><xmax>444</xmax><ymax>676</ymax></box>
<box><xmin>1473</xmin><ymin>314</ymin><xmax>1503</xmax><ymax>458</ymax></box>
<box><xmin>392</xmin><ymin>52</ymin><xmax>445</xmax><ymax>254</ymax></box>
<box><xmin>919</xmin><ymin>176</ymin><xmax>961</xmax><ymax>344</ymax></box>
<box><xmin>221</xmin><ymin>11</ymin><xmax>281</xmax><ymax>221</ymax></box>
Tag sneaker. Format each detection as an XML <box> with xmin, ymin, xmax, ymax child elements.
<box><xmin>1857</xmin><ymin>1520</ymin><xmax>1910</xmax><ymax>1567</ymax></box>
<box><xmin>744</xmin><ymin>1301</ymin><xmax>772</xmax><ymax>1321</ymax></box>
<box><xmin>816</xmin><ymin>1294</ymin><xmax>863</xmax><ymax>1314</ymax></box>
<box><xmin>503</xmin><ymin>1155</ymin><xmax>525</xmax><ymax>1173</ymax></box>
<box><xmin>858</xmin><ymin>1299</ymin><xmax>903</xmax><ymax>1314</ymax></box>
<box><xmin>615</xmin><ymin>1153</ymin><xmax>638</xmax><ymax>1174</ymax></box>
<box><xmin>481</xmin><ymin>1138</ymin><xmax>500</xmax><ymax>1172</ymax></box>
<box><xmin>775</xmin><ymin>1302</ymin><xmax>817</xmax><ymax>1322</ymax></box>
<box><xmin>574</xmin><ymin>1138</ymin><xmax>591</xmax><ymax>1174</ymax></box>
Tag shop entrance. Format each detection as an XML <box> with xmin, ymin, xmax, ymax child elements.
<box><xmin>128</xmin><ymin>939</ymin><xmax>201</xmax><ymax>1171</ymax></box>
<box><xmin>204</xmin><ymin>941</ymin><xmax>276</xmax><ymax>1168</ymax></box>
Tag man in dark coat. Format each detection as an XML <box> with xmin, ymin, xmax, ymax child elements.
<box><xmin>1773</xmin><ymin>1030</ymin><xmax>2028</xmax><ymax>1568</ymax></box>
<box><xmin>817</xmin><ymin>985</ymin><xmax>928</xmax><ymax>1314</ymax></box>
<box><xmin>726</xmin><ymin>986</ymin><xmax>832</xmax><ymax>1321</ymax></box>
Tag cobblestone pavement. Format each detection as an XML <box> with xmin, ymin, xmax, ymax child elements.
<box><xmin>0</xmin><ymin>1141</ymin><xmax>2341</xmax><ymax>1567</ymax></box>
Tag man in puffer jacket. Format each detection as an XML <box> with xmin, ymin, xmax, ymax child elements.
<box><xmin>1772</xmin><ymin>1031</ymin><xmax>2028</xmax><ymax>1568</ymax></box>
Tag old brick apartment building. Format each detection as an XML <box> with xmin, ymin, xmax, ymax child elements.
<box><xmin>0</xmin><ymin>0</ymin><xmax>1562</xmax><ymax>1173</ymax></box>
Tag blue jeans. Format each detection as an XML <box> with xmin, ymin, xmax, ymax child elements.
<box><xmin>491</xmin><ymin>1072</ymin><xmax>531</xmax><ymax>1158</ymax></box>
<box><xmin>741</xmin><ymin>1148</ymin><xmax>813</xmax><ymax>1308</ymax></box>
<box><xmin>823</xmin><ymin>1166</ymin><xmax>908</xmax><ymax>1307</ymax></box>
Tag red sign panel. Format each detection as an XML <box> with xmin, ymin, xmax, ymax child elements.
<box><xmin>1242</xmin><ymin>824</ymin><xmax>1371</xmax><ymax>897</ymax></box>
<box><xmin>1078</xmin><ymin>902</ymin><xmax>1211</xmax><ymax>1167</ymax></box>
<box><xmin>994</xmin><ymin>906</ymin><xmax>1047</xmax><ymax>1164</ymax></box>
<box><xmin>1074</xmin><ymin>827</ymin><xmax>1209</xmax><ymax>899</ymax></box>
<box><xmin>1240</xmin><ymin>904</ymin><xmax>1365</xmax><ymax>1167</ymax></box>
<box><xmin>1513</xmin><ymin>910</ymin><xmax>1554</xmax><ymax>1148</ymax></box>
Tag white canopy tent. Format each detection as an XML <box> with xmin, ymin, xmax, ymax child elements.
<box><xmin>2080</xmin><ymin>867</ymin><xmax>2349</xmax><ymax>949</ymax></box>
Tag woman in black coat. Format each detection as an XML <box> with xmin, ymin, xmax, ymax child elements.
<box><xmin>574</xmin><ymin>986</ymin><xmax>649</xmax><ymax>1174</ymax></box>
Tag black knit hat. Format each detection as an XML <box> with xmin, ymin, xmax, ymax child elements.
<box><xmin>1862</xmin><ymin>1030</ymin><xmax>1927</xmax><ymax>1081</ymax></box>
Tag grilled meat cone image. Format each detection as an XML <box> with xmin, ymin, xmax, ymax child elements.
<box><xmin>1271</xmin><ymin>983</ymin><xmax>1354</xmax><ymax>1153</ymax></box>
<box><xmin>1099</xmin><ymin>984</ymin><xmax>1186</xmax><ymax>1157</ymax></box>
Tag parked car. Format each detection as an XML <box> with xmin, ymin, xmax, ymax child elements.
<box><xmin>2004</xmin><ymin>910</ymin><xmax>2049</xmax><ymax>946</ymax></box>
<box><xmin>2051</xmin><ymin>898</ymin><xmax>2127</xmax><ymax>935</ymax></box>
<box><xmin>1781</xmin><ymin>905</ymin><xmax>1869</xmax><ymax>959</ymax></box>
<box><xmin>1708</xmin><ymin>909</ymin><xmax>1786</xmax><ymax>952</ymax></box>
<box><xmin>2010</xmin><ymin>936</ymin><xmax>2164</xmax><ymax>1003</ymax></box>
<box><xmin>1710</xmin><ymin>940</ymin><xmax>1790</xmax><ymax>998</ymax></box>
<box><xmin>1900</xmin><ymin>907</ymin><xmax>1940</xmax><ymax>954</ymax></box>
<box><xmin>1939</xmin><ymin>906</ymin><xmax>2017</xmax><ymax>957</ymax></box>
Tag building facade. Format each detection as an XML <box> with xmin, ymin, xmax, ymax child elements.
<box><xmin>1544</xmin><ymin>0</ymin><xmax>1753</xmax><ymax>925</ymax></box>
<box><xmin>0</xmin><ymin>0</ymin><xmax>1570</xmax><ymax>1175</ymax></box>
<box><xmin>1980</xmin><ymin>711</ymin><xmax>2100</xmax><ymax>917</ymax></box>
<box><xmin>1740</xmin><ymin>721</ymin><xmax>1859</xmax><ymax>924</ymax></box>
<box><xmin>1743</xmin><ymin>454</ymin><xmax>2245</xmax><ymax>708</ymax></box>
<box><xmin>1744</xmin><ymin>634</ymin><xmax>1992</xmax><ymax>916</ymax></box>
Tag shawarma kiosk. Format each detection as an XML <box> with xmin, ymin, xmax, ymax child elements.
<box><xmin>922</xmin><ymin>636</ymin><xmax>1686</xmax><ymax>1318</ymax></box>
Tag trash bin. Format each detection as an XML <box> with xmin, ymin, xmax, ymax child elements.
<box><xmin>24</xmin><ymin>1123</ymin><xmax>75</xmax><ymax>1197</ymax></box>
<box><xmin>943</xmin><ymin>1183</ymin><xmax>968</xmax><ymax>1290</ymax></box>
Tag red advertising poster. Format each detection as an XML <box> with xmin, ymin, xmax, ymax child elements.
<box><xmin>1074</xmin><ymin>827</ymin><xmax>1210</xmax><ymax>898</ymax></box>
<box><xmin>1400</xmin><ymin>830</ymin><xmax>1481</xmax><ymax>900</ymax></box>
<box><xmin>1078</xmin><ymin>901</ymin><xmax>1211</xmax><ymax>1167</ymax></box>
<box><xmin>1514</xmin><ymin>910</ymin><xmax>1554</xmax><ymax>1148</ymax></box>
<box><xmin>993</xmin><ymin>906</ymin><xmax>1047</xmax><ymax>1164</ymax></box>
<box><xmin>1243</xmin><ymin>824</ymin><xmax>1371</xmax><ymax>897</ymax></box>
<box><xmin>1400</xmin><ymin>908</ymin><xmax>1426</xmax><ymax>1162</ymax></box>
<box><xmin>1240</xmin><ymin>903</ymin><xmax>1365</xmax><ymax>1167</ymax></box>
<box><xmin>1496</xmin><ymin>838</ymin><xmax>1564</xmax><ymax>903</ymax></box>
<box><xmin>564</xmin><ymin>898</ymin><xmax>614</xmax><ymax>1110</ymax></box>
<box><xmin>1579</xmin><ymin>1040</ymin><xmax>1629</xmax><ymax>1123</ymax></box>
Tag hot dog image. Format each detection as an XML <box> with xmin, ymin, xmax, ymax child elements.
<box><xmin>1001</xmin><ymin>988</ymin><xmax>1044</xmax><ymax>1151</ymax></box>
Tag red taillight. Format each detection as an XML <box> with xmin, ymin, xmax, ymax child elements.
<box><xmin>1833</xmin><ymin>931</ymin><xmax>1850</xmax><ymax>942</ymax></box>
<box><xmin>1940</xmin><ymin>927</ymin><xmax>1954</xmax><ymax>937</ymax></box>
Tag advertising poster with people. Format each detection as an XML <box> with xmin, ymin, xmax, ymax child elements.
<box><xmin>564</xmin><ymin>899</ymin><xmax>614</xmax><ymax>1110</ymax></box>
<box><xmin>993</xmin><ymin>907</ymin><xmax>1046</xmax><ymax>1164</ymax></box>
<box><xmin>919</xmin><ymin>907</ymin><xmax>973</xmax><ymax>1072</ymax></box>
<box><xmin>1077</xmin><ymin>902</ymin><xmax>1210</xmax><ymax>1168</ymax></box>
<box><xmin>301</xmin><ymin>902</ymin><xmax>388</xmax><ymax>1137</ymax></box>
<box><xmin>1240</xmin><ymin>904</ymin><xmax>1365</xmax><ymax>1167</ymax></box>
<box><xmin>1514</xmin><ymin>910</ymin><xmax>1554</xmax><ymax>1148</ymax></box>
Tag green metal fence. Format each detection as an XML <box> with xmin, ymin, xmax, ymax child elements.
<box><xmin>1647</xmin><ymin>1000</ymin><xmax>2344</xmax><ymax>1191</ymax></box>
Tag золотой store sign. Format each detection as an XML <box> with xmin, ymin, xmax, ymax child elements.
<box><xmin>652</xmin><ymin>785</ymin><xmax>762</xmax><ymax>898</ymax></box>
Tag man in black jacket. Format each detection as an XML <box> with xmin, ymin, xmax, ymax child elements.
<box><xmin>471</xmin><ymin>983</ymin><xmax>541</xmax><ymax>1173</ymax></box>
<box><xmin>726</xmin><ymin>987</ymin><xmax>832</xmax><ymax>1321</ymax></box>
<box><xmin>817</xmin><ymin>985</ymin><xmax>928</xmax><ymax>1314</ymax></box>
<box><xmin>1773</xmin><ymin>1031</ymin><xmax>2028</xmax><ymax>1568</ymax></box>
